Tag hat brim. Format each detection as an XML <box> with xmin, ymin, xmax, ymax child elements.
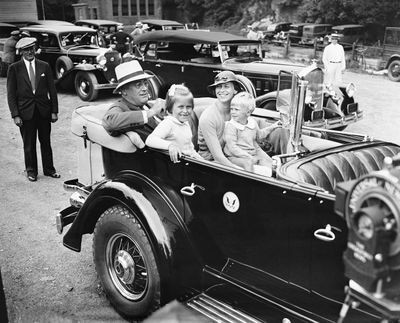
<box><xmin>207</xmin><ymin>79</ymin><xmax>240</xmax><ymax>94</ymax></box>
<box><xmin>113</xmin><ymin>73</ymin><xmax>153</xmax><ymax>93</ymax></box>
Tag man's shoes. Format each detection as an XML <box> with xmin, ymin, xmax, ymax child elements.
<box><xmin>27</xmin><ymin>174</ymin><xmax>37</xmax><ymax>182</ymax></box>
<box><xmin>44</xmin><ymin>172</ymin><xmax>61</xmax><ymax>179</ymax></box>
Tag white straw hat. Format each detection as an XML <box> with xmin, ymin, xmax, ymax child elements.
<box><xmin>114</xmin><ymin>60</ymin><xmax>153</xmax><ymax>92</ymax></box>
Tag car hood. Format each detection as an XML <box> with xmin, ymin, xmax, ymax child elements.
<box><xmin>224</xmin><ymin>59</ymin><xmax>305</xmax><ymax>75</ymax></box>
<box><xmin>66</xmin><ymin>46</ymin><xmax>110</xmax><ymax>56</ymax></box>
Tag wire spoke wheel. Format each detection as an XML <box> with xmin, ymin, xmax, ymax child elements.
<box><xmin>106</xmin><ymin>233</ymin><xmax>148</xmax><ymax>300</ymax></box>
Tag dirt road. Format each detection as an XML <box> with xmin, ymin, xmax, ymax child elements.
<box><xmin>0</xmin><ymin>70</ymin><xmax>399</xmax><ymax>323</ymax></box>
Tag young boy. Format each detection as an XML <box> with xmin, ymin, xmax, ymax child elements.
<box><xmin>223</xmin><ymin>92</ymin><xmax>281</xmax><ymax>173</ymax></box>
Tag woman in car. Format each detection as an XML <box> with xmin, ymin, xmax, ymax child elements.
<box><xmin>197</xmin><ymin>71</ymin><xmax>241</xmax><ymax>167</ymax></box>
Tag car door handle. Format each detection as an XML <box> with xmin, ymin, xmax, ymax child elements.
<box><xmin>180</xmin><ymin>183</ymin><xmax>205</xmax><ymax>196</ymax></box>
<box><xmin>314</xmin><ymin>224</ymin><xmax>338</xmax><ymax>242</ymax></box>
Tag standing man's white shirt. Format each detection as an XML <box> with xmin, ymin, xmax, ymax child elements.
<box><xmin>322</xmin><ymin>38</ymin><xmax>345</xmax><ymax>86</ymax></box>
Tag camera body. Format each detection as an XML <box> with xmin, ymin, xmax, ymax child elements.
<box><xmin>335</xmin><ymin>162</ymin><xmax>400</xmax><ymax>299</ymax></box>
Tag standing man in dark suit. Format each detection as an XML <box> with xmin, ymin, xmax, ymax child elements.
<box><xmin>7</xmin><ymin>37</ymin><xmax>60</xmax><ymax>182</ymax></box>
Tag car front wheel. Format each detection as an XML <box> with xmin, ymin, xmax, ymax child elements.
<box><xmin>74</xmin><ymin>71</ymin><xmax>99</xmax><ymax>101</ymax></box>
<box><xmin>93</xmin><ymin>205</ymin><xmax>161</xmax><ymax>319</ymax></box>
<box><xmin>388</xmin><ymin>60</ymin><xmax>400</xmax><ymax>82</ymax></box>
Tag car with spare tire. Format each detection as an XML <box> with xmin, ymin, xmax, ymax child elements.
<box><xmin>56</xmin><ymin>66</ymin><xmax>398</xmax><ymax>322</ymax></box>
<box><xmin>20</xmin><ymin>25</ymin><xmax>122</xmax><ymax>101</ymax></box>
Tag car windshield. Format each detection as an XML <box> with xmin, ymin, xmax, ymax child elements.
<box><xmin>60</xmin><ymin>32</ymin><xmax>98</xmax><ymax>48</ymax></box>
<box><xmin>221</xmin><ymin>43</ymin><xmax>262</xmax><ymax>61</ymax></box>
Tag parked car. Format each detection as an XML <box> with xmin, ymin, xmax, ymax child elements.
<box><xmin>56</xmin><ymin>66</ymin><xmax>399</xmax><ymax>322</ymax></box>
<box><xmin>287</xmin><ymin>23</ymin><xmax>311</xmax><ymax>43</ymax></box>
<box><xmin>0</xmin><ymin>22</ymin><xmax>19</xmax><ymax>76</ymax></box>
<box><xmin>25</xmin><ymin>20</ymin><xmax>75</xmax><ymax>26</ymax></box>
<box><xmin>0</xmin><ymin>22</ymin><xmax>19</xmax><ymax>38</ymax></box>
<box><xmin>324</xmin><ymin>24</ymin><xmax>365</xmax><ymax>49</ymax></box>
<box><xmin>74</xmin><ymin>19</ymin><xmax>123</xmax><ymax>45</ymax></box>
<box><xmin>300</xmin><ymin>24</ymin><xmax>332</xmax><ymax>46</ymax></box>
<box><xmin>260</xmin><ymin>22</ymin><xmax>292</xmax><ymax>41</ymax></box>
<box><xmin>139</xmin><ymin>19</ymin><xmax>185</xmax><ymax>31</ymax></box>
<box><xmin>382</xmin><ymin>27</ymin><xmax>400</xmax><ymax>82</ymax></box>
<box><xmin>20</xmin><ymin>25</ymin><xmax>122</xmax><ymax>101</ymax></box>
<box><xmin>132</xmin><ymin>29</ymin><xmax>362</xmax><ymax>130</ymax></box>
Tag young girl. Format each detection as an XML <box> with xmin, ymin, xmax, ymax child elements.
<box><xmin>145</xmin><ymin>84</ymin><xmax>203</xmax><ymax>162</ymax></box>
<box><xmin>223</xmin><ymin>92</ymin><xmax>281</xmax><ymax>173</ymax></box>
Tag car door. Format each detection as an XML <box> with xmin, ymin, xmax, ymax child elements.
<box><xmin>180</xmin><ymin>160</ymin><xmax>319</xmax><ymax>293</ymax></box>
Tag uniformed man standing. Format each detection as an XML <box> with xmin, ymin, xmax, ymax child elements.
<box><xmin>322</xmin><ymin>33</ymin><xmax>346</xmax><ymax>86</ymax></box>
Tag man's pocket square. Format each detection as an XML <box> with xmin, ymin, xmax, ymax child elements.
<box><xmin>41</xmin><ymin>73</ymin><xmax>45</xmax><ymax>77</ymax></box>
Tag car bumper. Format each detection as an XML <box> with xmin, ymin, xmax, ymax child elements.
<box><xmin>304</xmin><ymin>110</ymin><xmax>363</xmax><ymax>129</ymax></box>
<box><xmin>55</xmin><ymin>179</ymin><xmax>90</xmax><ymax>234</ymax></box>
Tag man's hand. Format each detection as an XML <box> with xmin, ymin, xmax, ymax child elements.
<box><xmin>51</xmin><ymin>113</ymin><xmax>58</xmax><ymax>123</ymax></box>
<box><xmin>168</xmin><ymin>144</ymin><xmax>182</xmax><ymax>163</ymax></box>
<box><xmin>13</xmin><ymin>116</ymin><xmax>22</xmax><ymax>127</ymax></box>
<box><xmin>147</xmin><ymin>98</ymin><xmax>165</xmax><ymax>118</ymax></box>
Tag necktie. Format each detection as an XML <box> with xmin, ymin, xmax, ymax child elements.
<box><xmin>29</xmin><ymin>61</ymin><xmax>36</xmax><ymax>91</ymax></box>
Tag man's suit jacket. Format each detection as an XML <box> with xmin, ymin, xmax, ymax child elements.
<box><xmin>7</xmin><ymin>58</ymin><xmax>58</xmax><ymax>120</ymax></box>
<box><xmin>102</xmin><ymin>98</ymin><xmax>158</xmax><ymax>137</ymax></box>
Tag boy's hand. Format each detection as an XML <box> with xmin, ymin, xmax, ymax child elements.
<box><xmin>168</xmin><ymin>144</ymin><xmax>182</xmax><ymax>163</ymax></box>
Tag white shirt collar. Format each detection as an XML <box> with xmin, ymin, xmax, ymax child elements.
<box><xmin>228</xmin><ymin>117</ymin><xmax>257</xmax><ymax>130</ymax></box>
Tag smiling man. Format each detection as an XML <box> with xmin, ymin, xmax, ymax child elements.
<box><xmin>102</xmin><ymin>60</ymin><xmax>165</xmax><ymax>140</ymax></box>
<box><xmin>7</xmin><ymin>37</ymin><xmax>60</xmax><ymax>182</ymax></box>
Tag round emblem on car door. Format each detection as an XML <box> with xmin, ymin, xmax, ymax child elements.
<box><xmin>223</xmin><ymin>192</ymin><xmax>240</xmax><ymax>213</ymax></box>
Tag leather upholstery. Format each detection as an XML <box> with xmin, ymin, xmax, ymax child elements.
<box><xmin>278</xmin><ymin>142</ymin><xmax>400</xmax><ymax>194</ymax></box>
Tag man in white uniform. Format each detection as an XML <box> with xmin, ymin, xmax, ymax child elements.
<box><xmin>322</xmin><ymin>33</ymin><xmax>346</xmax><ymax>86</ymax></box>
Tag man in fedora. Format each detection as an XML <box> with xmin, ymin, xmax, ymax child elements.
<box><xmin>7</xmin><ymin>37</ymin><xmax>60</xmax><ymax>182</ymax></box>
<box><xmin>322</xmin><ymin>33</ymin><xmax>346</xmax><ymax>86</ymax></box>
<box><xmin>3</xmin><ymin>30</ymin><xmax>20</xmax><ymax>73</ymax></box>
<box><xmin>102</xmin><ymin>60</ymin><xmax>165</xmax><ymax>140</ymax></box>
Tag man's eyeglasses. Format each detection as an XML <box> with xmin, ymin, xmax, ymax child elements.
<box><xmin>133</xmin><ymin>80</ymin><xmax>149</xmax><ymax>89</ymax></box>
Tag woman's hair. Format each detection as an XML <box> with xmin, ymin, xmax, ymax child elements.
<box><xmin>231</xmin><ymin>91</ymin><xmax>256</xmax><ymax>113</ymax></box>
<box><xmin>165</xmin><ymin>84</ymin><xmax>194</xmax><ymax>113</ymax></box>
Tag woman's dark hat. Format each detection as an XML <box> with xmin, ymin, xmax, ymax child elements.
<box><xmin>207</xmin><ymin>71</ymin><xmax>240</xmax><ymax>94</ymax></box>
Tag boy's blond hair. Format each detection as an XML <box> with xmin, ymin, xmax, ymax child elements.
<box><xmin>231</xmin><ymin>92</ymin><xmax>256</xmax><ymax>114</ymax></box>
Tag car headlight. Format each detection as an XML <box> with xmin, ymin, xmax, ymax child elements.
<box><xmin>96</xmin><ymin>55</ymin><xmax>107</xmax><ymax>66</ymax></box>
<box><xmin>346</xmin><ymin>82</ymin><xmax>356</xmax><ymax>98</ymax></box>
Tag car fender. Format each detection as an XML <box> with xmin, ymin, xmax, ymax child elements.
<box><xmin>386</xmin><ymin>54</ymin><xmax>400</xmax><ymax>69</ymax></box>
<box><xmin>63</xmin><ymin>171</ymin><xmax>203</xmax><ymax>296</ymax></box>
<box><xmin>255</xmin><ymin>91</ymin><xmax>278</xmax><ymax>107</ymax></box>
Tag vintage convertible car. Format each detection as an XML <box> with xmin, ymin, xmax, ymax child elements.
<box><xmin>20</xmin><ymin>25</ymin><xmax>122</xmax><ymax>101</ymax></box>
<box><xmin>56</xmin><ymin>66</ymin><xmax>399</xmax><ymax>322</ymax></box>
<box><xmin>132</xmin><ymin>30</ymin><xmax>362</xmax><ymax>130</ymax></box>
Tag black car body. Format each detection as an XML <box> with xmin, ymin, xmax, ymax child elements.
<box><xmin>300</xmin><ymin>24</ymin><xmax>333</xmax><ymax>46</ymax></box>
<box><xmin>133</xmin><ymin>30</ymin><xmax>362</xmax><ymax>130</ymax></box>
<box><xmin>57</xmin><ymin>69</ymin><xmax>398</xmax><ymax>322</ymax></box>
<box><xmin>382</xmin><ymin>27</ymin><xmax>400</xmax><ymax>82</ymax></box>
<box><xmin>261</xmin><ymin>22</ymin><xmax>292</xmax><ymax>41</ymax></box>
<box><xmin>20</xmin><ymin>25</ymin><xmax>122</xmax><ymax>101</ymax></box>
<box><xmin>288</xmin><ymin>23</ymin><xmax>311</xmax><ymax>43</ymax></box>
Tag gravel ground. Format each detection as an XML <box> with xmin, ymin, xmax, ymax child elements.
<box><xmin>0</xmin><ymin>68</ymin><xmax>399</xmax><ymax>323</ymax></box>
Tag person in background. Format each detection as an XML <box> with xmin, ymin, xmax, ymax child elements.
<box><xmin>322</xmin><ymin>33</ymin><xmax>346</xmax><ymax>86</ymax></box>
<box><xmin>102</xmin><ymin>60</ymin><xmax>165</xmax><ymax>141</ymax></box>
<box><xmin>110</xmin><ymin>25</ymin><xmax>133</xmax><ymax>55</ymax></box>
<box><xmin>130</xmin><ymin>21</ymin><xmax>145</xmax><ymax>40</ymax></box>
<box><xmin>246</xmin><ymin>25</ymin><xmax>259</xmax><ymax>40</ymax></box>
<box><xmin>146</xmin><ymin>84</ymin><xmax>203</xmax><ymax>162</ymax></box>
<box><xmin>3</xmin><ymin>30</ymin><xmax>20</xmax><ymax>73</ymax></box>
<box><xmin>224</xmin><ymin>92</ymin><xmax>280</xmax><ymax>173</ymax></box>
<box><xmin>7</xmin><ymin>37</ymin><xmax>60</xmax><ymax>182</ymax></box>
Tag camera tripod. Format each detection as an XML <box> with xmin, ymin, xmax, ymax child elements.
<box><xmin>337</xmin><ymin>280</ymin><xmax>400</xmax><ymax>323</ymax></box>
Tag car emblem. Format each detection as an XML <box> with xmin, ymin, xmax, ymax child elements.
<box><xmin>223</xmin><ymin>192</ymin><xmax>240</xmax><ymax>213</ymax></box>
<box><xmin>110</xmin><ymin>57</ymin><xmax>115</xmax><ymax>62</ymax></box>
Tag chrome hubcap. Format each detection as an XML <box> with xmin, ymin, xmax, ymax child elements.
<box><xmin>114</xmin><ymin>250</ymin><xmax>135</xmax><ymax>284</ymax></box>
